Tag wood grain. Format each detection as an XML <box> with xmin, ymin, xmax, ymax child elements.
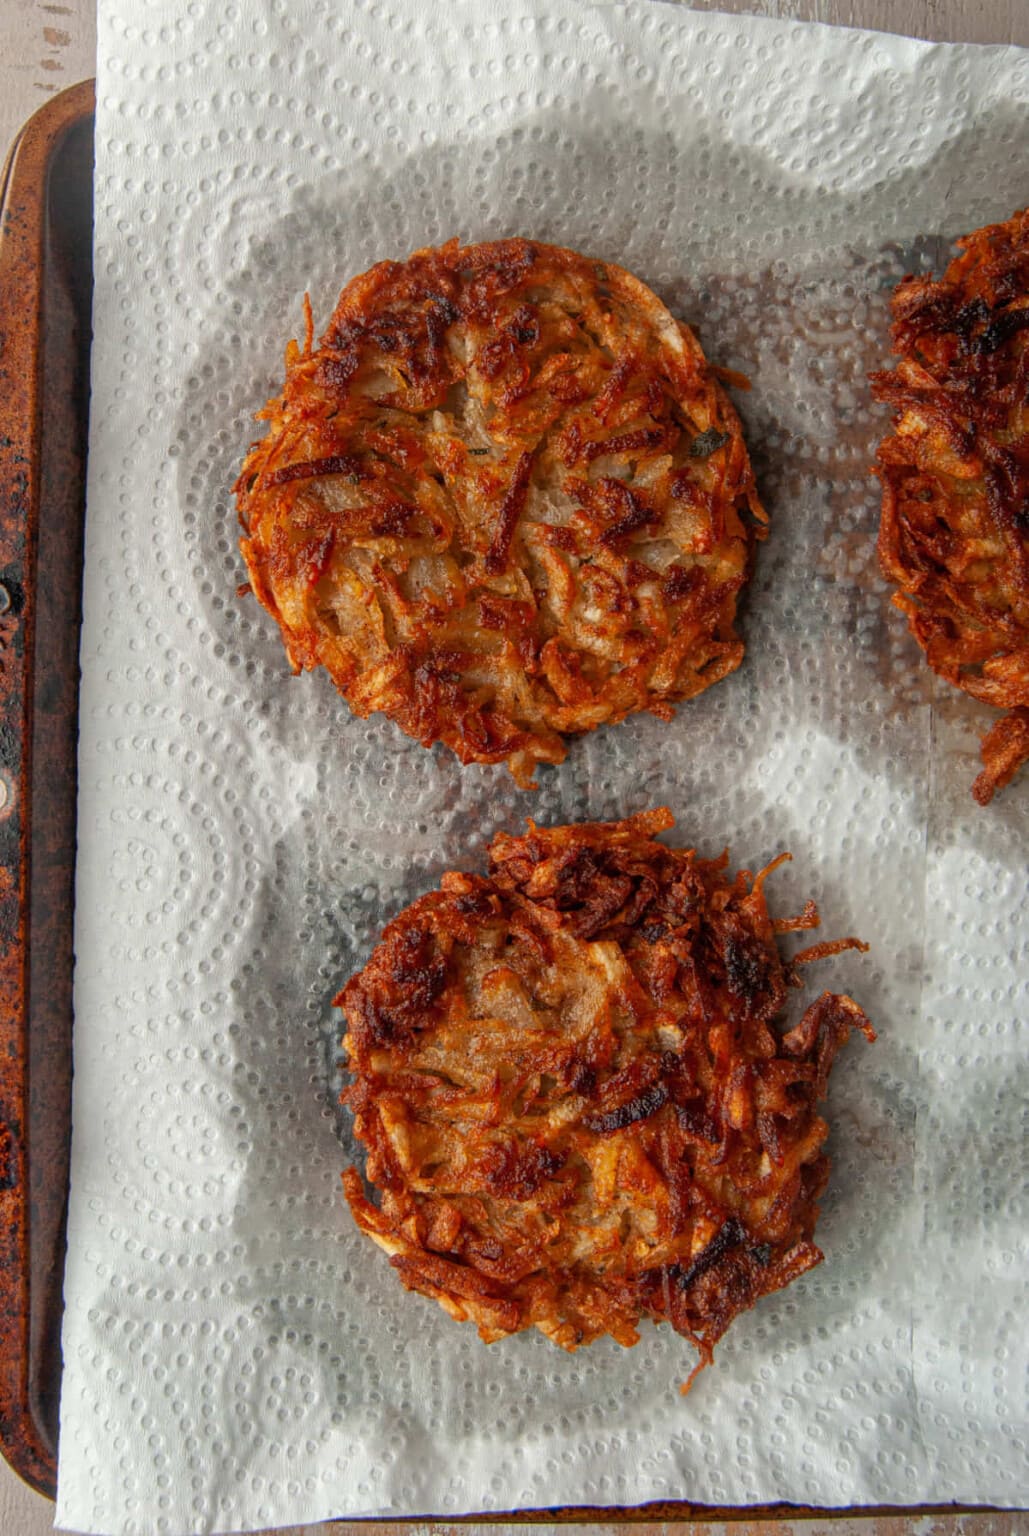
<box><xmin>0</xmin><ymin>2</ymin><xmax>1025</xmax><ymax>1535</ymax></box>
<box><xmin>687</xmin><ymin>0</ymin><xmax>1027</xmax><ymax>44</ymax></box>
<box><xmin>0</xmin><ymin>1</ymin><xmax>92</xmax><ymax>156</ymax></box>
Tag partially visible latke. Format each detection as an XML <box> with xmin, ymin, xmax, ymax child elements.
<box><xmin>339</xmin><ymin>809</ymin><xmax>874</xmax><ymax>1387</ymax></box>
<box><xmin>236</xmin><ymin>238</ymin><xmax>765</xmax><ymax>787</ymax></box>
<box><xmin>871</xmin><ymin>208</ymin><xmax>1029</xmax><ymax>804</ymax></box>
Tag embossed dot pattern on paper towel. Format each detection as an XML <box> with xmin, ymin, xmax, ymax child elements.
<box><xmin>59</xmin><ymin>3</ymin><xmax>1029</xmax><ymax>1533</ymax></box>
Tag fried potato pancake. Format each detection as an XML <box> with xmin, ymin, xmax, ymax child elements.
<box><xmin>339</xmin><ymin>809</ymin><xmax>874</xmax><ymax>1385</ymax></box>
<box><xmin>871</xmin><ymin>209</ymin><xmax>1029</xmax><ymax>804</ymax></box>
<box><xmin>237</xmin><ymin>240</ymin><xmax>765</xmax><ymax>786</ymax></box>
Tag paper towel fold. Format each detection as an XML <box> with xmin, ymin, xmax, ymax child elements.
<box><xmin>59</xmin><ymin>2</ymin><xmax>1028</xmax><ymax>1532</ymax></box>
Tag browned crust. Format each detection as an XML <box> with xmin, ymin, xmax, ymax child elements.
<box><xmin>236</xmin><ymin>239</ymin><xmax>765</xmax><ymax>786</ymax></box>
<box><xmin>871</xmin><ymin>209</ymin><xmax>1029</xmax><ymax>804</ymax></box>
<box><xmin>338</xmin><ymin>809</ymin><xmax>874</xmax><ymax>1385</ymax></box>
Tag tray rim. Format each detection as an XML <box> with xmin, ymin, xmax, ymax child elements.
<box><xmin>0</xmin><ymin>75</ymin><xmax>1018</xmax><ymax>1529</ymax></box>
<box><xmin>0</xmin><ymin>76</ymin><xmax>95</xmax><ymax>1502</ymax></box>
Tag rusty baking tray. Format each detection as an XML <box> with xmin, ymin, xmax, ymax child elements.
<box><xmin>0</xmin><ymin>78</ymin><xmax>1009</xmax><ymax>1530</ymax></box>
<box><xmin>0</xmin><ymin>77</ymin><xmax>94</xmax><ymax>1503</ymax></box>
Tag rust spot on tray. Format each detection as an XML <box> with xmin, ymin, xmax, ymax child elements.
<box><xmin>0</xmin><ymin>1123</ymin><xmax>16</xmax><ymax>1192</ymax></box>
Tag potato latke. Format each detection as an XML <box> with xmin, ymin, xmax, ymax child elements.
<box><xmin>872</xmin><ymin>209</ymin><xmax>1029</xmax><ymax>804</ymax></box>
<box><xmin>237</xmin><ymin>239</ymin><xmax>765</xmax><ymax>786</ymax></box>
<box><xmin>339</xmin><ymin>809</ymin><xmax>873</xmax><ymax>1385</ymax></box>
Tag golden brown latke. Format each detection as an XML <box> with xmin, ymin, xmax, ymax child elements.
<box><xmin>236</xmin><ymin>239</ymin><xmax>765</xmax><ymax>787</ymax></box>
<box><xmin>871</xmin><ymin>209</ymin><xmax>1029</xmax><ymax>804</ymax></box>
<box><xmin>339</xmin><ymin>809</ymin><xmax>874</xmax><ymax>1386</ymax></box>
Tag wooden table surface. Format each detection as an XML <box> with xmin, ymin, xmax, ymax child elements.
<box><xmin>1</xmin><ymin>1</ymin><xmax>1025</xmax><ymax>1534</ymax></box>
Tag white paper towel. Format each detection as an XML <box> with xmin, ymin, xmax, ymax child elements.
<box><xmin>58</xmin><ymin>2</ymin><xmax>1029</xmax><ymax>1532</ymax></box>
